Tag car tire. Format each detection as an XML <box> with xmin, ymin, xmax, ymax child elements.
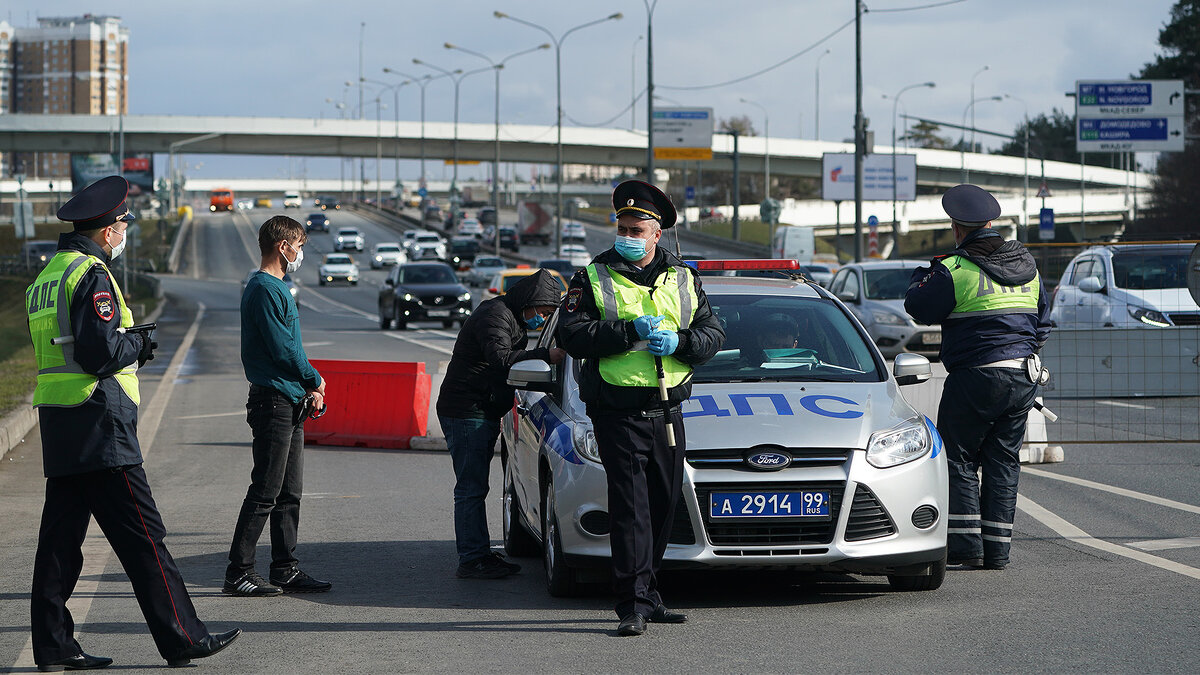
<box><xmin>503</xmin><ymin>459</ymin><xmax>540</xmax><ymax>558</ymax></box>
<box><xmin>542</xmin><ymin>478</ymin><xmax>581</xmax><ymax>597</ymax></box>
<box><xmin>379</xmin><ymin>312</ymin><xmax>391</xmax><ymax>330</ymax></box>
<box><xmin>887</xmin><ymin>553</ymin><xmax>946</xmax><ymax>592</ymax></box>
<box><xmin>351</xmin><ymin>280</ymin><xmax>358</xmax><ymax>286</ymax></box>
<box><xmin>318</xmin><ymin>279</ymin><xmax>326</xmax><ymax>286</ymax></box>
<box><xmin>442</xmin><ymin>320</ymin><xmax>455</xmax><ymax>329</ymax></box>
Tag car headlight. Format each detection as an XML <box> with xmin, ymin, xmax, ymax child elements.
<box><xmin>1128</xmin><ymin>306</ymin><xmax>1170</xmax><ymax>327</ymax></box>
<box><xmin>872</xmin><ymin>310</ymin><xmax>907</xmax><ymax>325</ymax></box>
<box><xmin>866</xmin><ymin>417</ymin><xmax>930</xmax><ymax>468</ymax></box>
<box><xmin>376</xmin><ymin>256</ymin><xmax>383</xmax><ymax>261</ymax></box>
<box><xmin>289</xmin><ymin>287</ymin><xmax>298</xmax><ymax>298</ymax></box>
<box><xmin>572</xmin><ymin>424</ymin><xmax>601</xmax><ymax>463</ymax></box>
<box><xmin>458</xmin><ymin>292</ymin><xmax>471</xmax><ymax>301</ymax></box>
<box><xmin>402</xmin><ymin>293</ymin><xmax>414</xmax><ymax>302</ymax></box>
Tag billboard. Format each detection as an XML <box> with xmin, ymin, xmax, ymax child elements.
<box><xmin>71</xmin><ymin>153</ymin><xmax>155</xmax><ymax>196</ymax></box>
<box><xmin>651</xmin><ymin>107</ymin><xmax>714</xmax><ymax>160</ymax></box>
<box><xmin>821</xmin><ymin>152</ymin><xmax>916</xmax><ymax>201</ymax></box>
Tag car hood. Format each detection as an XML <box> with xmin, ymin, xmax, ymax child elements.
<box><xmin>680</xmin><ymin>380</ymin><xmax>926</xmax><ymax>451</ymax></box>
<box><xmin>1114</xmin><ymin>287</ymin><xmax>1200</xmax><ymax>312</ymax></box>
<box><xmin>320</xmin><ymin>263</ymin><xmax>357</xmax><ymax>273</ymax></box>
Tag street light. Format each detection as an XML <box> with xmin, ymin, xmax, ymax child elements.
<box><xmin>444</xmin><ymin>41</ymin><xmax>550</xmax><ymax>225</ymax></box>
<box><xmin>961</xmin><ymin>95</ymin><xmax>1003</xmax><ymax>182</ymax></box>
<box><xmin>642</xmin><ymin>1</ymin><xmax>658</xmax><ymax>184</ymax></box>
<box><xmin>412</xmin><ymin>58</ymin><xmax>491</xmax><ymax>211</ymax></box>
<box><xmin>1005</xmin><ymin>93</ymin><xmax>1031</xmax><ymax>240</ymax></box>
<box><xmin>969</xmin><ymin>65</ymin><xmax>989</xmax><ymax>166</ymax></box>
<box><xmin>815</xmin><ymin>48</ymin><xmax>830</xmax><ymax>140</ymax></box>
<box><xmin>362</xmin><ymin>77</ymin><xmax>412</xmax><ymax>196</ymax></box>
<box><xmin>631</xmin><ymin>34</ymin><xmax>643</xmax><ymax>130</ymax></box>
<box><xmin>888</xmin><ymin>81</ymin><xmax>935</xmax><ymax>257</ymax></box>
<box><xmin>739</xmin><ymin>98</ymin><xmax>770</xmax><ymax>201</ymax></box>
<box><xmin>382</xmin><ymin>67</ymin><xmax>457</xmax><ymax>191</ymax></box>
<box><xmin>495</xmin><ymin>9</ymin><xmax>623</xmax><ymax>257</ymax></box>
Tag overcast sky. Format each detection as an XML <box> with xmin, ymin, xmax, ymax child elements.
<box><xmin>4</xmin><ymin>0</ymin><xmax>1181</xmax><ymax>180</ymax></box>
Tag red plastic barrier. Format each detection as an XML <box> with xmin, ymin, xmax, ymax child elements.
<box><xmin>304</xmin><ymin>359</ymin><xmax>431</xmax><ymax>449</ymax></box>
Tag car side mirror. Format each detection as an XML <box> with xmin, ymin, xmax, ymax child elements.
<box><xmin>384</xmin><ymin>278</ymin><xmax>394</xmax><ymax>287</ymax></box>
<box><xmin>508</xmin><ymin>358</ymin><xmax>556</xmax><ymax>392</ymax></box>
<box><xmin>893</xmin><ymin>353</ymin><xmax>932</xmax><ymax>386</ymax></box>
<box><xmin>488</xmin><ymin>287</ymin><xmax>499</xmax><ymax>294</ymax></box>
<box><xmin>1078</xmin><ymin>276</ymin><xmax>1105</xmax><ymax>294</ymax></box>
<box><xmin>837</xmin><ymin>289</ymin><xmax>858</xmax><ymax>303</ymax></box>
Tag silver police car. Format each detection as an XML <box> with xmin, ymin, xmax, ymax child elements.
<box><xmin>502</xmin><ymin>260</ymin><xmax>948</xmax><ymax>597</ymax></box>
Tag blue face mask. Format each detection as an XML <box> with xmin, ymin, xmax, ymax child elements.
<box><xmin>614</xmin><ymin>235</ymin><xmax>648</xmax><ymax>261</ymax></box>
<box><xmin>525</xmin><ymin>314</ymin><xmax>546</xmax><ymax>330</ymax></box>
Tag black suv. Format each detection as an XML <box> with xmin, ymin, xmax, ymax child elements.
<box><xmin>378</xmin><ymin>262</ymin><xmax>472</xmax><ymax>330</ymax></box>
<box><xmin>306</xmin><ymin>213</ymin><xmax>329</xmax><ymax>232</ymax></box>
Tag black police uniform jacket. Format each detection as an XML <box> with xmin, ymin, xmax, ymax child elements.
<box><xmin>437</xmin><ymin>269</ymin><xmax>563</xmax><ymax>421</ymax></box>
<box><xmin>904</xmin><ymin>228</ymin><xmax>1052</xmax><ymax>371</ymax></box>
<box><xmin>557</xmin><ymin>247</ymin><xmax>725</xmax><ymax>415</ymax></box>
<box><xmin>38</xmin><ymin>232</ymin><xmax>148</xmax><ymax>477</ymax></box>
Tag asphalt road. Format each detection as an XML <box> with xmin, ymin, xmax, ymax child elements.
<box><xmin>1</xmin><ymin>211</ymin><xmax>1198</xmax><ymax>672</ymax></box>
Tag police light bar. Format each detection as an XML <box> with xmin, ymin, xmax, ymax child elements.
<box><xmin>687</xmin><ymin>259</ymin><xmax>800</xmax><ymax>271</ymax></box>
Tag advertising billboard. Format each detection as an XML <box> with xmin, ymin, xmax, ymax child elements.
<box><xmin>821</xmin><ymin>152</ymin><xmax>916</xmax><ymax>201</ymax></box>
<box><xmin>71</xmin><ymin>153</ymin><xmax>155</xmax><ymax>196</ymax></box>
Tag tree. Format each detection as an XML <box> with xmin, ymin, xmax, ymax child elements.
<box><xmin>904</xmin><ymin>120</ymin><xmax>952</xmax><ymax>149</ymax></box>
<box><xmin>717</xmin><ymin>116</ymin><xmax>757</xmax><ymax>136</ymax></box>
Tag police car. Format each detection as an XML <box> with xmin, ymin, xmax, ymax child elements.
<box><xmin>502</xmin><ymin>259</ymin><xmax>948</xmax><ymax>596</ymax></box>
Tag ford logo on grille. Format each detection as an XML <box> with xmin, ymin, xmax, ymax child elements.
<box><xmin>435</xmin><ymin>296</ymin><xmax>444</xmax><ymax>303</ymax></box>
<box><xmin>744</xmin><ymin>449</ymin><xmax>791</xmax><ymax>471</ymax></box>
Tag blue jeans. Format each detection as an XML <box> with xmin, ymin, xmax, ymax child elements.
<box><xmin>440</xmin><ymin>416</ymin><xmax>502</xmax><ymax>565</ymax></box>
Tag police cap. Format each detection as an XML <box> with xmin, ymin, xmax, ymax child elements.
<box><xmin>57</xmin><ymin>175</ymin><xmax>136</xmax><ymax>231</ymax></box>
<box><xmin>612</xmin><ymin>179</ymin><xmax>677</xmax><ymax>229</ymax></box>
<box><xmin>941</xmin><ymin>183</ymin><xmax>1000</xmax><ymax>226</ymax></box>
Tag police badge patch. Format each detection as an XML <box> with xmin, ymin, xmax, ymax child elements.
<box><xmin>93</xmin><ymin>291</ymin><xmax>115</xmax><ymax>321</ymax></box>
<box><xmin>566</xmin><ymin>287</ymin><xmax>582</xmax><ymax>312</ymax></box>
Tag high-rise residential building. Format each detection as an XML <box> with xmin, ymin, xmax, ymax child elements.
<box><xmin>2</xmin><ymin>15</ymin><xmax>129</xmax><ymax>179</ymax></box>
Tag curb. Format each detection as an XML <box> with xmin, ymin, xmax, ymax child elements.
<box><xmin>409</xmin><ymin>436</ymin><xmax>448</xmax><ymax>451</ymax></box>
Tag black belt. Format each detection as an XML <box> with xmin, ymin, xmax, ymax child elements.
<box><xmin>637</xmin><ymin>405</ymin><xmax>681</xmax><ymax>419</ymax></box>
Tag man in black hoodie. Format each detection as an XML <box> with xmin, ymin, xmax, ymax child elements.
<box><xmin>437</xmin><ymin>269</ymin><xmax>565</xmax><ymax>579</ymax></box>
<box><xmin>905</xmin><ymin>184</ymin><xmax>1052</xmax><ymax>571</ymax></box>
<box><xmin>558</xmin><ymin>181</ymin><xmax>724</xmax><ymax>636</ymax></box>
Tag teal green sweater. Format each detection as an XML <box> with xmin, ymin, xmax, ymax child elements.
<box><xmin>241</xmin><ymin>271</ymin><xmax>321</xmax><ymax>403</ymax></box>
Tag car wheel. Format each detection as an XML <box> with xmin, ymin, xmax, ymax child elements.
<box><xmin>379</xmin><ymin>312</ymin><xmax>391</xmax><ymax>330</ymax></box>
<box><xmin>442</xmin><ymin>320</ymin><xmax>455</xmax><ymax>329</ymax></box>
<box><xmin>887</xmin><ymin>553</ymin><xmax>946</xmax><ymax>591</ymax></box>
<box><xmin>393</xmin><ymin>302</ymin><xmax>406</xmax><ymax>330</ymax></box>
<box><xmin>503</xmin><ymin>458</ymin><xmax>540</xmax><ymax>558</ymax></box>
<box><xmin>542</xmin><ymin>478</ymin><xmax>581</xmax><ymax>597</ymax></box>
<box><xmin>318</xmin><ymin>279</ymin><xmax>325</xmax><ymax>286</ymax></box>
<box><xmin>351</xmin><ymin>280</ymin><xmax>358</xmax><ymax>286</ymax></box>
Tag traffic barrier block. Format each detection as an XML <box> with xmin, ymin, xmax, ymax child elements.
<box><xmin>304</xmin><ymin>359</ymin><xmax>430</xmax><ymax>449</ymax></box>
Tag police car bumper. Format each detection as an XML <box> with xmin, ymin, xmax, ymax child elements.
<box><xmin>873</xmin><ymin>325</ymin><xmax>941</xmax><ymax>358</ymax></box>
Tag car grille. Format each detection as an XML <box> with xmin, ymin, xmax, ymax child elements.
<box><xmin>1169</xmin><ymin>313</ymin><xmax>1200</xmax><ymax>326</ymax></box>
<box><xmin>694</xmin><ymin>481</ymin><xmax>844</xmax><ymax>546</ymax></box>
<box><xmin>418</xmin><ymin>294</ymin><xmax>457</xmax><ymax>307</ymax></box>
<box><xmin>844</xmin><ymin>484</ymin><xmax>897</xmax><ymax>542</ymax></box>
<box><xmin>686</xmin><ymin>447</ymin><xmax>851</xmax><ymax>470</ymax></box>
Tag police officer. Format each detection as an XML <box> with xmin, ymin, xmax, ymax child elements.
<box><xmin>26</xmin><ymin>176</ymin><xmax>240</xmax><ymax>670</ymax></box>
<box><xmin>904</xmin><ymin>184</ymin><xmax>1052</xmax><ymax>571</ymax></box>
<box><xmin>558</xmin><ymin>180</ymin><xmax>725</xmax><ymax>636</ymax></box>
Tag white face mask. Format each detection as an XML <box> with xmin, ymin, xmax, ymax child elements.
<box><xmin>108</xmin><ymin>227</ymin><xmax>127</xmax><ymax>259</ymax></box>
<box><xmin>283</xmin><ymin>241</ymin><xmax>304</xmax><ymax>273</ymax></box>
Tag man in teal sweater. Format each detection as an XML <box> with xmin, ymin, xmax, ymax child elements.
<box><xmin>225</xmin><ymin>215</ymin><xmax>332</xmax><ymax>596</ymax></box>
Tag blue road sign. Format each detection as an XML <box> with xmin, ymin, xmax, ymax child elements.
<box><xmin>1079</xmin><ymin>117</ymin><xmax>1171</xmax><ymax>142</ymax></box>
<box><xmin>685</xmin><ymin>186</ymin><xmax>696</xmax><ymax>200</ymax></box>
<box><xmin>867</xmin><ymin>215</ymin><xmax>878</xmax><ymax>231</ymax></box>
<box><xmin>1039</xmin><ymin>208</ymin><xmax>1055</xmax><ymax>241</ymax></box>
<box><xmin>418</xmin><ymin>187</ymin><xmax>428</xmax><ymax>198</ymax></box>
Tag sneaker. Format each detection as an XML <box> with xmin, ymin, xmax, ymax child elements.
<box><xmin>456</xmin><ymin>552</ymin><xmax>521</xmax><ymax>579</ymax></box>
<box><xmin>223</xmin><ymin>572</ymin><xmax>282</xmax><ymax>597</ymax></box>
<box><xmin>269</xmin><ymin>567</ymin><xmax>332</xmax><ymax>593</ymax></box>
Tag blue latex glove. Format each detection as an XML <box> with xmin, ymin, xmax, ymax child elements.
<box><xmin>648</xmin><ymin>329</ymin><xmax>679</xmax><ymax>356</ymax></box>
<box><xmin>633</xmin><ymin>314</ymin><xmax>664</xmax><ymax>340</ymax></box>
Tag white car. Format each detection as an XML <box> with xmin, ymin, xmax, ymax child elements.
<box><xmin>1050</xmin><ymin>243</ymin><xmax>1199</xmax><ymax>328</ymax></box>
<box><xmin>334</xmin><ymin>227</ymin><xmax>365</xmax><ymax>252</ymax></box>
<box><xmin>283</xmin><ymin>191</ymin><xmax>303</xmax><ymax>209</ymax></box>
<box><xmin>235</xmin><ymin>198</ymin><xmax>253</xmax><ymax>211</ymax></box>
<box><xmin>560</xmin><ymin>244</ymin><xmax>592</xmax><ymax>268</ymax></box>
<box><xmin>318</xmin><ymin>253</ymin><xmax>359</xmax><ymax>286</ymax></box>
<box><xmin>561</xmin><ymin>220</ymin><xmax>587</xmax><ymax>242</ymax></box>
<box><xmin>502</xmin><ymin>259</ymin><xmax>948</xmax><ymax>596</ymax></box>
<box><xmin>456</xmin><ymin>218</ymin><xmax>485</xmax><ymax>238</ymax></box>
<box><xmin>409</xmin><ymin>232</ymin><xmax>446</xmax><ymax>260</ymax></box>
<box><xmin>467</xmin><ymin>256</ymin><xmax>507</xmax><ymax>287</ymax></box>
<box><xmin>370</xmin><ymin>242</ymin><xmax>406</xmax><ymax>269</ymax></box>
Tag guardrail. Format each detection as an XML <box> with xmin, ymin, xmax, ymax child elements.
<box><xmin>166</xmin><ymin>210</ymin><xmax>193</xmax><ymax>274</ymax></box>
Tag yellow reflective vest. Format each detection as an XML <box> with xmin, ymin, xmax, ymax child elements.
<box><xmin>943</xmin><ymin>254</ymin><xmax>1040</xmax><ymax>320</ymax></box>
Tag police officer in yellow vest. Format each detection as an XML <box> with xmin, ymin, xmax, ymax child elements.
<box><xmin>558</xmin><ymin>180</ymin><xmax>724</xmax><ymax>636</ymax></box>
<box><xmin>904</xmin><ymin>184</ymin><xmax>1052</xmax><ymax>571</ymax></box>
<box><xmin>26</xmin><ymin>176</ymin><xmax>240</xmax><ymax>670</ymax></box>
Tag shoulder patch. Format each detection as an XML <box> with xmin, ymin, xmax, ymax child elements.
<box><xmin>93</xmin><ymin>291</ymin><xmax>115</xmax><ymax>321</ymax></box>
<box><xmin>566</xmin><ymin>286</ymin><xmax>582</xmax><ymax>312</ymax></box>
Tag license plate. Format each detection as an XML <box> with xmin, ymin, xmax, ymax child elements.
<box><xmin>710</xmin><ymin>491</ymin><xmax>830</xmax><ymax>518</ymax></box>
<box><xmin>427</xmin><ymin>309</ymin><xmax>451</xmax><ymax>317</ymax></box>
<box><xmin>921</xmin><ymin>332</ymin><xmax>942</xmax><ymax>344</ymax></box>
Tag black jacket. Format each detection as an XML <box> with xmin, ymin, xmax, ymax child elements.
<box><xmin>436</xmin><ymin>269</ymin><xmax>563</xmax><ymax>420</ymax></box>
<box><xmin>904</xmin><ymin>228</ymin><xmax>1052</xmax><ymax>371</ymax></box>
<box><xmin>37</xmin><ymin>231</ymin><xmax>147</xmax><ymax>477</ymax></box>
<box><xmin>557</xmin><ymin>247</ymin><xmax>725</xmax><ymax>415</ymax></box>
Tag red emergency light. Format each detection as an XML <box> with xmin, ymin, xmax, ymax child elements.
<box><xmin>689</xmin><ymin>259</ymin><xmax>800</xmax><ymax>271</ymax></box>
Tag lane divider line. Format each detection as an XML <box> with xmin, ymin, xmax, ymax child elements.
<box><xmin>1024</xmin><ymin>466</ymin><xmax>1200</xmax><ymax>515</ymax></box>
<box><xmin>1017</xmin><ymin>493</ymin><xmax>1200</xmax><ymax>581</ymax></box>
<box><xmin>1097</xmin><ymin>400</ymin><xmax>1154</xmax><ymax>410</ymax></box>
<box><xmin>1128</xmin><ymin>537</ymin><xmax>1200</xmax><ymax>552</ymax></box>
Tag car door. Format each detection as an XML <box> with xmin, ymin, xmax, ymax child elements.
<box><xmin>510</xmin><ymin>311</ymin><xmax>568</xmax><ymax>525</ymax></box>
<box><xmin>1052</xmin><ymin>258</ymin><xmax>1087</xmax><ymax>326</ymax></box>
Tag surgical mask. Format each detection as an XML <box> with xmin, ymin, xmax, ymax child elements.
<box><xmin>614</xmin><ymin>235</ymin><xmax>648</xmax><ymax>261</ymax></box>
<box><xmin>283</xmin><ymin>241</ymin><xmax>304</xmax><ymax>273</ymax></box>
<box><xmin>108</xmin><ymin>227</ymin><xmax>127</xmax><ymax>259</ymax></box>
<box><xmin>525</xmin><ymin>313</ymin><xmax>546</xmax><ymax>330</ymax></box>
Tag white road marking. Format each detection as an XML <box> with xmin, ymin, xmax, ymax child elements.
<box><xmin>1097</xmin><ymin>400</ymin><xmax>1154</xmax><ymax>410</ymax></box>
<box><xmin>1017</xmin><ymin>494</ymin><xmax>1200</xmax><ymax>581</ymax></box>
<box><xmin>303</xmin><ymin>341</ymin><xmax>334</xmax><ymax>347</ymax></box>
<box><xmin>1023</xmin><ymin>466</ymin><xmax>1200</xmax><ymax>515</ymax></box>
<box><xmin>231</xmin><ymin>211</ymin><xmax>263</xmax><ymax>265</ymax></box>
<box><xmin>13</xmin><ymin>304</ymin><xmax>208</xmax><ymax>671</ymax></box>
<box><xmin>382</xmin><ymin>330</ymin><xmax>456</xmax><ymax>356</ymax></box>
<box><xmin>177</xmin><ymin>411</ymin><xmax>244</xmax><ymax>420</ymax></box>
<box><xmin>1128</xmin><ymin>537</ymin><xmax>1200</xmax><ymax>552</ymax></box>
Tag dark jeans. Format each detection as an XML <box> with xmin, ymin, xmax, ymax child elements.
<box><xmin>227</xmin><ymin>385</ymin><xmax>304</xmax><ymax>579</ymax></box>
<box><xmin>440</xmin><ymin>416</ymin><xmax>501</xmax><ymax>565</ymax></box>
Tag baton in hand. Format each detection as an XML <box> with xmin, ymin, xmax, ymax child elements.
<box><xmin>654</xmin><ymin>355</ymin><xmax>677</xmax><ymax>450</ymax></box>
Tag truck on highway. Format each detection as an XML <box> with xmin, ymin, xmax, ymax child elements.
<box><xmin>209</xmin><ymin>188</ymin><xmax>234</xmax><ymax>212</ymax></box>
<box><xmin>517</xmin><ymin>201</ymin><xmax>554</xmax><ymax>246</ymax></box>
<box><xmin>771</xmin><ymin>224</ymin><xmax>815</xmax><ymax>265</ymax></box>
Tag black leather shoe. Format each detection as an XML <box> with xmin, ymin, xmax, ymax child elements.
<box><xmin>37</xmin><ymin>652</ymin><xmax>113</xmax><ymax>671</ymax></box>
<box><xmin>984</xmin><ymin>560</ymin><xmax>1008</xmax><ymax>570</ymax></box>
<box><xmin>617</xmin><ymin>613</ymin><xmax>648</xmax><ymax>636</ymax></box>
<box><xmin>948</xmin><ymin>557</ymin><xmax>985</xmax><ymax>569</ymax></box>
<box><xmin>270</xmin><ymin>567</ymin><xmax>332</xmax><ymax>593</ymax></box>
<box><xmin>648</xmin><ymin>604</ymin><xmax>688</xmax><ymax>623</ymax></box>
<box><xmin>166</xmin><ymin>628</ymin><xmax>241</xmax><ymax>668</ymax></box>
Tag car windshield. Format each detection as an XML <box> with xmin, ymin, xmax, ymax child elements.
<box><xmin>503</xmin><ymin>273</ymin><xmax>566</xmax><ymax>293</ymax></box>
<box><xmin>416</xmin><ymin>235</ymin><xmax>440</xmax><ymax>243</ymax></box>
<box><xmin>693</xmin><ymin>294</ymin><xmax>882</xmax><ymax>383</ymax></box>
<box><xmin>325</xmin><ymin>255</ymin><xmax>352</xmax><ymax>265</ymax></box>
<box><xmin>401</xmin><ymin>266</ymin><xmax>457</xmax><ymax>284</ymax></box>
<box><xmin>863</xmin><ymin>267</ymin><xmax>917</xmax><ymax>300</ymax></box>
<box><xmin>1111</xmin><ymin>250</ymin><xmax>1189</xmax><ymax>290</ymax></box>
<box><xmin>338</xmin><ymin>229</ymin><xmax>358</xmax><ymax>236</ymax></box>
<box><xmin>476</xmin><ymin>257</ymin><xmax>503</xmax><ymax>267</ymax></box>
<box><xmin>376</xmin><ymin>245</ymin><xmax>400</xmax><ymax>253</ymax></box>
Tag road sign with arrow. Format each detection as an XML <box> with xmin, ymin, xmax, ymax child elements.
<box><xmin>1075</xmin><ymin>80</ymin><xmax>1185</xmax><ymax>153</ymax></box>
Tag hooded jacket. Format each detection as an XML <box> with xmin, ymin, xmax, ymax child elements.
<box><xmin>904</xmin><ymin>228</ymin><xmax>1052</xmax><ymax>371</ymax></box>
<box><xmin>436</xmin><ymin>269</ymin><xmax>563</xmax><ymax>420</ymax></box>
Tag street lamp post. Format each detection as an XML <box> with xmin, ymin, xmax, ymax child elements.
<box><xmin>362</xmin><ymin>77</ymin><xmax>412</xmax><ymax>199</ymax></box>
<box><xmin>631</xmin><ymin>35</ymin><xmax>643</xmax><ymax>130</ymax></box>
<box><xmin>1005</xmin><ymin>93</ymin><xmax>1031</xmax><ymax>241</ymax></box>
<box><xmin>815</xmin><ymin>48</ymin><xmax>830</xmax><ymax>140</ymax></box>
<box><xmin>888</xmin><ymin>81</ymin><xmax>935</xmax><ymax>257</ymax></box>
<box><xmin>969</xmin><ymin>65</ymin><xmax>989</xmax><ymax>166</ymax></box>
<box><xmin>383</xmin><ymin>68</ymin><xmax>456</xmax><ymax>193</ymax></box>
<box><xmin>495</xmin><ymin>10</ymin><xmax>623</xmax><ymax>257</ymax></box>
<box><xmin>960</xmin><ymin>95</ymin><xmax>1003</xmax><ymax>182</ymax></box>
<box><xmin>643</xmin><ymin>1</ymin><xmax>658</xmax><ymax>184</ymax></box>
<box><xmin>412</xmin><ymin>59</ymin><xmax>490</xmax><ymax>212</ymax></box>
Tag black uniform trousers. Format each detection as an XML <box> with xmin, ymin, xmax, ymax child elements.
<box><xmin>32</xmin><ymin>464</ymin><xmax>207</xmax><ymax>664</ymax></box>
<box><xmin>937</xmin><ymin>366</ymin><xmax>1038</xmax><ymax>566</ymax></box>
<box><xmin>593</xmin><ymin>408</ymin><xmax>686</xmax><ymax>619</ymax></box>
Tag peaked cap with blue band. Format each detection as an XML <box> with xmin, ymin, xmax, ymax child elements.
<box><xmin>612</xmin><ymin>179</ymin><xmax>677</xmax><ymax>229</ymax></box>
<box><xmin>57</xmin><ymin>175</ymin><xmax>136</xmax><ymax>231</ymax></box>
<box><xmin>941</xmin><ymin>183</ymin><xmax>1000</xmax><ymax>226</ymax></box>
